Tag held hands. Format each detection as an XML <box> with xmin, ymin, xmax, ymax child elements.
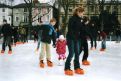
<box><xmin>52</xmin><ymin>44</ymin><xmax>56</xmax><ymax>48</ymax></box>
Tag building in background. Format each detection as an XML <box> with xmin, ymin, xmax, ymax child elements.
<box><xmin>0</xmin><ymin>3</ymin><xmax>11</xmax><ymax>25</ymax></box>
<box><xmin>0</xmin><ymin>2</ymin><xmax>53</xmax><ymax>27</ymax></box>
<box><xmin>13</xmin><ymin>3</ymin><xmax>52</xmax><ymax>26</ymax></box>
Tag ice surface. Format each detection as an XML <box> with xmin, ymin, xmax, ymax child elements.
<box><xmin>0</xmin><ymin>41</ymin><xmax>121</xmax><ymax>81</ymax></box>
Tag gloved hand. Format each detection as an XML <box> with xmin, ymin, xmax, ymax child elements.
<box><xmin>52</xmin><ymin>44</ymin><xmax>56</xmax><ymax>48</ymax></box>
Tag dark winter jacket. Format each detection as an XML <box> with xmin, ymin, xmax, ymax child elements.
<box><xmin>67</xmin><ymin>15</ymin><xmax>83</xmax><ymax>40</ymax></box>
<box><xmin>12</xmin><ymin>28</ymin><xmax>18</xmax><ymax>37</ymax></box>
<box><xmin>56</xmin><ymin>39</ymin><xmax>66</xmax><ymax>54</ymax></box>
<box><xmin>1</xmin><ymin>24</ymin><xmax>12</xmax><ymax>37</ymax></box>
<box><xmin>115</xmin><ymin>29</ymin><xmax>121</xmax><ymax>36</ymax></box>
<box><xmin>89</xmin><ymin>23</ymin><xmax>98</xmax><ymax>38</ymax></box>
<box><xmin>38</xmin><ymin>24</ymin><xmax>56</xmax><ymax>45</ymax></box>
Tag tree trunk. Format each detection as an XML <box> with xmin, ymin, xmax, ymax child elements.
<box><xmin>61</xmin><ymin>8</ymin><xmax>68</xmax><ymax>36</ymax></box>
<box><xmin>28</xmin><ymin>7</ymin><xmax>32</xmax><ymax>39</ymax></box>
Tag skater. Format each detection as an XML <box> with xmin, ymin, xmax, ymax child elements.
<box><xmin>1</xmin><ymin>19</ymin><xmax>13</xmax><ymax>54</ymax></box>
<box><xmin>12</xmin><ymin>27</ymin><xmax>18</xmax><ymax>46</ymax></box>
<box><xmin>100</xmin><ymin>30</ymin><xmax>107</xmax><ymax>51</ymax></box>
<box><xmin>39</xmin><ymin>18</ymin><xmax>56</xmax><ymax>68</ymax></box>
<box><xmin>80</xmin><ymin>16</ymin><xmax>91</xmax><ymax>66</ymax></box>
<box><xmin>89</xmin><ymin>21</ymin><xmax>98</xmax><ymax>50</ymax></box>
<box><xmin>64</xmin><ymin>7</ymin><xmax>85</xmax><ymax>76</ymax></box>
<box><xmin>20</xmin><ymin>27</ymin><xmax>26</xmax><ymax>43</ymax></box>
<box><xmin>115</xmin><ymin>28</ymin><xmax>121</xmax><ymax>43</ymax></box>
<box><xmin>56</xmin><ymin>35</ymin><xmax>66</xmax><ymax>65</ymax></box>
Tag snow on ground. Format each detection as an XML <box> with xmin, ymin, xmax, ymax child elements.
<box><xmin>0</xmin><ymin>41</ymin><xmax>121</xmax><ymax>81</ymax></box>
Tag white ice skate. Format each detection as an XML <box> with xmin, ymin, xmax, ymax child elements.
<box><xmin>58</xmin><ymin>60</ymin><xmax>64</xmax><ymax>66</ymax></box>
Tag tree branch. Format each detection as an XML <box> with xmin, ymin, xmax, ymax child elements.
<box><xmin>32</xmin><ymin>8</ymin><xmax>51</xmax><ymax>22</ymax></box>
<box><xmin>24</xmin><ymin>0</ymin><xmax>29</xmax><ymax>4</ymax></box>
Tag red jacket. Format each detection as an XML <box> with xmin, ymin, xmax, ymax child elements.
<box><xmin>100</xmin><ymin>31</ymin><xmax>107</xmax><ymax>39</ymax></box>
<box><xmin>56</xmin><ymin>39</ymin><xmax>66</xmax><ymax>54</ymax></box>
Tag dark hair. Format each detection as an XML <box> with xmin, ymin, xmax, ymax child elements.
<box><xmin>73</xmin><ymin>7</ymin><xmax>84</xmax><ymax>16</ymax></box>
<box><xmin>3</xmin><ymin>19</ymin><xmax>7</xmax><ymax>22</ymax></box>
<box><xmin>83</xmin><ymin>16</ymin><xmax>89</xmax><ymax>23</ymax></box>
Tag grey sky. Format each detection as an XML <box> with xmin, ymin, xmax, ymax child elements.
<box><xmin>14</xmin><ymin>0</ymin><xmax>121</xmax><ymax>5</ymax></box>
<box><xmin>14</xmin><ymin>0</ymin><xmax>51</xmax><ymax>4</ymax></box>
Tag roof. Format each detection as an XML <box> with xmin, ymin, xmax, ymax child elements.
<box><xmin>13</xmin><ymin>3</ymin><xmax>52</xmax><ymax>8</ymax></box>
<box><xmin>0</xmin><ymin>3</ymin><xmax>11</xmax><ymax>8</ymax></box>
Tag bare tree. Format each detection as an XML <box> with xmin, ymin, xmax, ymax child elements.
<box><xmin>56</xmin><ymin>0</ymin><xmax>77</xmax><ymax>35</ymax></box>
<box><xmin>23</xmin><ymin>0</ymin><xmax>52</xmax><ymax>26</ymax></box>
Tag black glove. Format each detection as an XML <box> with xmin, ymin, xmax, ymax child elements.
<box><xmin>52</xmin><ymin>44</ymin><xmax>56</xmax><ymax>48</ymax></box>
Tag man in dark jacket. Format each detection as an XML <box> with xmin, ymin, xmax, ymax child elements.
<box><xmin>89</xmin><ymin>21</ymin><xmax>98</xmax><ymax>50</ymax></box>
<box><xmin>39</xmin><ymin>18</ymin><xmax>56</xmax><ymax>68</ymax></box>
<box><xmin>1</xmin><ymin>19</ymin><xmax>13</xmax><ymax>54</ymax></box>
<box><xmin>80</xmin><ymin>16</ymin><xmax>91</xmax><ymax>66</ymax></box>
<box><xmin>115</xmin><ymin>28</ymin><xmax>121</xmax><ymax>43</ymax></box>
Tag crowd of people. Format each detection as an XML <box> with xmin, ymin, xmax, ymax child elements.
<box><xmin>0</xmin><ymin>6</ymin><xmax>121</xmax><ymax>76</ymax></box>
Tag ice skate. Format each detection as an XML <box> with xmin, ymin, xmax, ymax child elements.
<box><xmin>8</xmin><ymin>51</ymin><xmax>12</xmax><ymax>54</ymax></box>
<box><xmin>39</xmin><ymin>60</ymin><xmax>44</xmax><ymax>68</ymax></box>
<box><xmin>58</xmin><ymin>59</ymin><xmax>64</xmax><ymax>66</ymax></box>
<box><xmin>1</xmin><ymin>50</ymin><xmax>5</xmax><ymax>54</ymax></box>
<box><xmin>82</xmin><ymin>60</ymin><xmax>90</xmax><ymax>66</ymax></box>
<box><xmin>100</xmin><ymin>48</ymin><xmax>106</xmax><ymax>51</ymax></box>
<box><xmin>47</xmin><ymin>60</ymin><xmax>53</xmax><ymax>67</ymax></box>
<box><xmin>75</xmin><ymin>68</ymin><xmax>84</xmax><ymax>75</ymax></box>
<box><xmin>65</xmin><ymin>69</ymin><xmax>73</xmax><ymax>76</ymax></box>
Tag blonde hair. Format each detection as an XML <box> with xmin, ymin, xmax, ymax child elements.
<box><xmin>50</xmin><ymin>18</ymin><xmax>56</xmax><ymax>23</ymax></box>
<box><xmin>73</xmin><ymin>7</ymin><xmax>84</xmax><ymax>16</ymax></box>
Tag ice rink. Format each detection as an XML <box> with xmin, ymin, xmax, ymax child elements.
<box><xmin>0</xmin><ymin>41</ymin><xmax>121</xmax><ymax>81</ymax></box>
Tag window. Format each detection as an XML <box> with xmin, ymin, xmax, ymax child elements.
<box><xmin>24</xmin><ymin>16</ymin><xmax>28</xmax><ymax>23</ymax></box>
<box><xmin>24</xmin><ymin>8</ymin><xmax>27</xmax><ymax>12</ymax></box>
<box><xmin>9</xmin><ymin>17</ymin><xmax>11</xmax><ymax>21</ymax></box>
<box><xmin>16</xmin><ymin>17</ymin><xmax>19</xmax><ymax>22</ymax></box>
<box><xmin>2</xmin><ymin>8</ymin><xmax>5</xmax><ymax>12</ymax></box>
<box><xmin>69</xmin><ymin>8</ymin><xmax>73</xmax><ymax>12</ymax></box>
<box><xmin>90</xmin><ymin>6</ymin><xmax>94</xmax><ymax>12</ymax></box>
<box><xmin>106</xmin><ymin>6</ymin><xmax>110</xmax><ymax>11</ymax></box>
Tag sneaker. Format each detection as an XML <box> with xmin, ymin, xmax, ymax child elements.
<box><xmin>75</xmin><ymin>68</ymin><xmax>84</xmax><ymax>75</ymax></box>
<box><xmin>1</xmin><ymin>50</ymin><xmax>5</xmax><ymax>54</ymax></box>
<box><xmin>82</xmin><ymin>60</ymin><xmax>90</xmax><ymax>65</ymax></box>
<box><xmin>47</xmin><ymin>60</ymin><xmax>53</xmax><ymax>67</ymax></box>
<box><xmin>40</xmin><ymin>60</ymin><xmax>44</xmax><ymax>68</ymax></box>
<box><xmin>65</xmin><ymin>69</ymin><xmax>73</xmax><ymax>76</ymax></box>
<box><xmin>8</xmin><ymin>51</ymin><xmax>12</xmax><ymax>54</ymax></box>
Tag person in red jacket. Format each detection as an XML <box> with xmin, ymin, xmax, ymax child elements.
<box><xmin>56</xmin><ymin>35</ymin><xmax>66</xmax><ymax>65</ymax></box>
<box><xmin>100</xmin><ymin>31</ymin><xmax>107</xmax><ymax>51</ymax></box>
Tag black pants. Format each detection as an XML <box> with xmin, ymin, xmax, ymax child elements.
<box><xmin>81</xmin><ymin>39</ymin><xmax>89</xmax><ymax>61</ymax></box>
<box><xmin>65</xmin><ymin>38</ymin><xmax>82</xmax><ymax>70</ymax></box>
<box><xmin>14</xmin><ymin>35</ymin><xmax>18</xmax><ymax>44</ymax></box>
<box><xmin>21</xmin><ymin>34</ymin><xmax>26</xmax><ymax>43</ymax></box>
<box><xmin>90</xmin><ymin>37</ymin><xmax>97</xmax><ymax>48</ymax></box>
<box><xmin>2</xmin><ymin>36</ymin><xmax>12</xmax><ymax>51</ymax></box>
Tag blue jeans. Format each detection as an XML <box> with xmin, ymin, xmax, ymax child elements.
<box><xmin>65</xmin><ymin>38</ymin><xmax>82</xmax><ymax>70</ymax></box>
<box><xmin>101</xmin><ymin>39</ymin><xmax>106</xmax><ymax>49</ymax></box>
